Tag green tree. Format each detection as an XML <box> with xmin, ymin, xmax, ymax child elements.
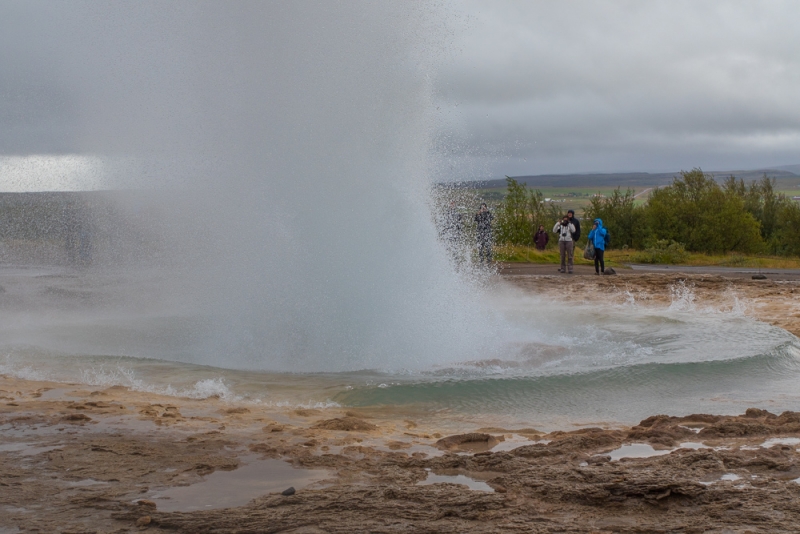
<box><xmin>495</xmin><ymin>177</ymin><xmax>552</xmax><ymax>246</ymax></box>
<box><xmin>585</xmin><ymin>188</ymin><xmax>648</xmax><ymax>249</ymax></box>
<box><xmin>643</xmin><ymin>169</ymin><xmax>763</xmax><ymax>254</ymax></box>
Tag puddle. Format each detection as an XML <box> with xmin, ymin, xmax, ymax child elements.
<box><xmin>418</xmin><ymin>468</ymin><xmax>495</xmax><ymax>492</ymax></box>
<box><xmin>0</xmin><ymin>443</ymin><xmax>62</xmax><ymax>456</ymax></box>
<box><xmin>490</xmin><ymin>435</ymin><xmax>547</xmax><ymax>452</ymax></box>
<box><xmin>761</xmin><ymin>437</ymin><xmax>800</xmax><ymax>448</ymax></box>
<box><xmin>450</xmin><ymin>436</ymin><xmax>504</xmax><ymax>454</ymax></box>
<box><xmin>608</xmin><ymin>443</ymin><xmax>672</xmax><ymax>461</ymax></box>
<box><xmin>0</xmin><ymin>443</ymin><xmax>33</xmax><ymax>454</ymax></box>
<box><xmin>67</xmin><ymin>478</ymin><xmax>108</xmax><ymax>487</ymax></box>
<box><xmin>37</xmin><ymin>388</ymin><xmax>71</xmax><ymax>401</ymax></box>
<box><xmin>348</xmin><ymin>438</ymin><xmax>445</xmax><ymax>458</ymax></box>
<box><xmin>151</xmin><ymin>455</ymin><xmax>332</xmax><ymax>512</ymax></box>
<box><xmin>607</xmin><ymin>442</ymin><xmax>711</xmax><ymax>461</ymax></box>
<box><xmin>700</xmin><ymin>473</ymin><xmax>742</xmax><ymax>485</ymax></box>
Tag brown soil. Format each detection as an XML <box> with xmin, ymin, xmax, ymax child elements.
<box><xmin>3</xmin><ymin>271</ymin><xmax>800</xmax><ymax>533</ymax></box>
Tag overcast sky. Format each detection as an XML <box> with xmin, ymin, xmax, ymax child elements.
<box><xmin>1</xmin><ymin>1</ymin><xmax>799</xmax><ymax>189</ymax></box>
<box><xmin>436</xmin><ymin>0</ymin><xmax>800</xmax><ymax>178</ymax></box>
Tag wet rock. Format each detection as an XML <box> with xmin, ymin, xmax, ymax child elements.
<box><xmin>744</xmin><ymin>408</ymin><xmax>776</xmax><ymax>418</ymax></box>
<box><xmin>699</xmin><ymin>420</ymin><xmax>773</xmax><ymax>437</ymax></box>
<box><xmin>249</xmin><ymin>443</ymin><xmax>279</xmax><ymax>457</ymax></box>
<box><xmin>282</xmin><ymin>486</ymin><xmax>296</xmax><ymax>496</ymax></box>
<box><xmin>223</xmin><ymin>407</ymin><xmax>250</xmax><ymax>415</ymax></box>
<box><xmin>137</xmin><ymin>499</ymin><xmax>157</xmax><ymax>509</ymax></box>
<box><xmin>294</xmin><ymin>409</ymin><xmax>321</xmax><ymax>417</ymax></box>
<box><xmin>752</xmin><ymin>273</ymin><xmax>767</xmax><ymax>279</ymax></box>
<box><xmin>136</xmin><ymin>515</ymin><xmax>152</xmax><ymax>526</ymax></box>
<box><xmin>435</xmin><ymin>433</ymin><xmax>503</xmax><ymax>451</ymax></box>
<box><xmin>312</xmin><ymin>417</ymin><xmax>377</xmax><ymax>431</ymax></box>
<box><xmin>63</xmin><ymin>413</ymin><xmax>92</xmax><ymax>423</ymax></box>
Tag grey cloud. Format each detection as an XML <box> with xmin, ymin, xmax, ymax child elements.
<box><xmin>3</xmin><ymin>0</ymin><xmax>799</xmax><ymax>180</ymax></box>
<box><xmin>435</xmin><ymin>0</ymin><xmax>800</xmax><ymax>177</ymax></box>
<box><xmin>0</xmin><ymin>1</ymin><xmax>83</xmax><ymax>153</ymax></box>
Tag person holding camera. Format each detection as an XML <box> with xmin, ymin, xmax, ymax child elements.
<box><xmin>553</xmin><ymin>215</ymin><xmax>576</xmax><ymax>273</ymax></box>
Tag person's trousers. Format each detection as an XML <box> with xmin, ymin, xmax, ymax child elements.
<box><xmin>594</xmin><ymin>248</ymin><xmax>605</xmax><ymax>273</ymax></box>
<box><xmin>559</xmin><ymin>240</ymin><xmax>574</xmax><ymax>272</ymax></box>
<box><xmin>478</xmin><ymin>237</ymin><xmax>493</xmax><ymax>263</ymax></box>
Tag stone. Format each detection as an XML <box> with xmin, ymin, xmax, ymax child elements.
<box><xmin>282</xmin><ymin>486</ymin><xmax>296</xmax><ymax>496</ymax></box>
<box><xmin>136</xmin><ymin>516</ymin><xmax>152</xmax><ymax>526</ymax></box>
<box><xmin>312</xmin><ymin>417</ymin><xmax>376</xmax><ymax>431</ymax></box>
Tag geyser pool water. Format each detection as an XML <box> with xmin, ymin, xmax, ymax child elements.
<box><xmin>3</xmin><ymin>2</ymin><xmax>800</xmax><ymax>429</ymax></box>
<box><xmin>2</xmin><ymin>265</ymin><xmax>800</xmax><ymax>429</ymax></box>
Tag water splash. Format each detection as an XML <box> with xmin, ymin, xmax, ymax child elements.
<box><xmin>1</xmin><ymin>2</ymin><xmax>501</xmax><ymax>373</ymax></box>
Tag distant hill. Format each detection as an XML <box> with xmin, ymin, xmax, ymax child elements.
<box><xmin>464</xmin><ymin>167</ymin><xmax>800</xmax><ymax>189</ymax></box>
<box><xmin>774</xmin><ymin>164</ymin><xmax>800</xmax><ymax>175</ymax></box>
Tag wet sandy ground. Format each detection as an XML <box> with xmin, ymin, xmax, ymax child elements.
<box><xmin>4</xmin><ymin>270</ymin><xmax>800</xmax><ymax>532</ymax></box>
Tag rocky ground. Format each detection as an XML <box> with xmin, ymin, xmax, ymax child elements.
<box><xmin>3</xmin><ymin>376</ymin><xmax>800</xmax><ymax>533</ymax></box>
<box><xmin>3</xmin><ymin>270</ymin><xmax>800</xmax><ymax>533</ymax></box>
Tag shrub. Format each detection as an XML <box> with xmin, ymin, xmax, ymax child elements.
<box><xmin>631</xmin><ymin>240</ymin><xmax>689</xmax><ymax>264</ymax></box>
<box><xmin>584</xmin><ymin>187</ymin><xmax>648</xmax><ymax>249</ymax></box>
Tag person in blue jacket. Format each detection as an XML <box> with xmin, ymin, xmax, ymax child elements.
<box><xmin>587</xmin><ymin>218</ymin><xmax>609</xmax><ymax>275</ymax></box>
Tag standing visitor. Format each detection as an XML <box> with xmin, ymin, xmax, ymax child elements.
<box><xmin>442</xmin><ymin>201</ymin><xmax>465</xmax><ymax>266</ymax></box>
<box><xmin>442</xmin><ymin>201</ymin><xmax>464</xmax><ymax>244</ymax></box>
<box><xmin>533</xmin><ymin>225</ymin><xmax>549</xmax><ymax>251</ymax></box>
<box><xmin>553</xmin><ymin>215</ymin><xmax>576</xmax><ymax>273</ymax></box>
<box><xmin>566</xmin><ymin>209</ymin><xmax>581</xmax><ymax>242</ymax></box>
<box><xmin>587</xmin><ymin>219</ymin><xmax>609</xmax><ymax>275</ymax></box>
<box><xmin>474</xmin><ymin>203</ymin><xmax>494</xmax><ymax>264</ymax></box>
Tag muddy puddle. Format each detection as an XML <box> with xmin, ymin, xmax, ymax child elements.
<box><xmin>418</xmin><ymin>468</ymin><xmax>496</xmax><ymax>492</ymax></box>
<box><xmin>149</xmin><ymin>455</ymin><xmax>333</xmax><ymax>512</ymax></box>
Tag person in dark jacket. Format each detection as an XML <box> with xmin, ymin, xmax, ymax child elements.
<box><xmin>567</xmin><ymin>209</ymin><xmax>581</xmax><ymax>242</ymax></box>
<box><xmin>533</xmin><ymin>225</ymin><xmax>549</xmax><ymax>251</ymax></box>
<box><xmin>587</xmin><ymin>218</ymin><xmax>609</xmax><ymax>275</ymax></box>
<box><xmin>474</xmin><ymin>203</ymin><xmax>494</xmax><ymax>264</ymax></box>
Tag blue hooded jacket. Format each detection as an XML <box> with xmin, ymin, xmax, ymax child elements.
<box><xmin>588</xmin><ymin>219</ymin><xmax>608</xmax><ymax>251</ymax></box>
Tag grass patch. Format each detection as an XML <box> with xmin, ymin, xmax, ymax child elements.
<box><xmin>497</xmin><ymin>244</ymin><xmax>800</xmax><ymax>269</ymax></box>
<box><xmin>605</xmin><ymin>249</ymin><xmax>800</xmax><ymax>269</ymax></box>
<box><xmin>494</xmin><ymin>244</ymin><xmax>597</xmax><ymax>266</ymax></box>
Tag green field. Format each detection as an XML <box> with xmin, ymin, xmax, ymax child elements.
<box><xmin>476</xmin><ymin>178</ymin><xmax>800</xmax><ymax>215</ymax></box>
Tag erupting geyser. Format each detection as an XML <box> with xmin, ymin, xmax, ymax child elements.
<box><xmin>1</xmin><ymin>1</ymin><xmax>497</xmax><ymax>372</ymax></box>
